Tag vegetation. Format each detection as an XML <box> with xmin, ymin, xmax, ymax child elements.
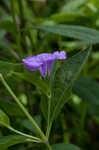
<box><xmin>0</xmin><ymin>0</ymin><xmax>99</xmax><ymax>150</ymax></box>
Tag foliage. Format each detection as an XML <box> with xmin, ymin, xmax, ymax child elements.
<box><xmin>0</xmin><ymin>0</ymin><xmax>99</xmax><ymax>150</ymax></box>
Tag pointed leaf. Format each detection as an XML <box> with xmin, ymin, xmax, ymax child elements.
<box><xmin>32</xmin><ymin>25</ymin><xmax>99</xmax><ymax>44</ymax></box>
<box><xmin>0</xmin><ymin>135</ymin><xmax>30</xmax><ymax>150</ymax></box>
<box><xmin>0</xmin><ymin>109</ymin><xmax>10</xmax><ymax>127</ymax></box>
<box><xmin>21</xmin><ymin>115</ymin><xmax>41</xmax><ymax>134</ymax></box>
<box><xmin>49</xmin><ymin>46</ymin><xmax>91</xmax><ymax>122</ymax></box>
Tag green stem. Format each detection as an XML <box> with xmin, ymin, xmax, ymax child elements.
<box><xmin>46</xmin><ymin>123</ymin><xmax>52</xmax><ymax>138</ymax></box>
<box><xmin>80</xmin><ymin>101</ymin><xmax>88</xmax><ymax>130</ymax></box>
<box><xmin>17</xmin><ymin>0</ymin><xmax>25</xmax><ymax>24</ymax></box>
<box><xmin>61</xmin><ymin>114</ymin><xmax>70</xmax><ymax>143</ymax></box>
<box><xmin>46</xmin><ymin>142</ymin><xmax>53</xmax><ymax>150</ymax></box>
<box><xmin>0</xmin><ymin>74</ymin><xmax>46</xmax><ymax>140</ymax></box>
<box><xmin>10</xmin><ymin>0</ymin><xmax>22</xmax><ymax>58</ymax></box>
<box><xmin>10</xmin><ymin>0</ymin><xmax>17</xmax><ymax>30</ymax></box>
<box><xmin>17</xmin><ymin>0</ymin><xmax>28</xmax><ymax>52</ymax></box>
<box><xmin>8</xmin><ymin>126</ymin><xmax>41</xmax><ymax>143</ymax></box>
<box><xmin>46</xmin><ymin>96</ymin><xmax>52</xmax><ymax>138</ymax></box>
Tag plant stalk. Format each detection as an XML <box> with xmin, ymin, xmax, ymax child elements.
<box><xmin>46</xmin><ymin>142</ymin><xmax>53</xmax><ymax>150</ymax></box>
<box><xmin>80</xmin><ymin>101</ymin><xmax>88</xmax><ymax>130</ymax></box>
<box><xmin>0</xmin><ymin>74</ymin><xmax>46</xmax><ymax>140</ymax></box>
<box><xmin>46</xmin><ymin>96</ymin><xmax>52</xmax><ymax>138</ymax></box>
<box><xmin>8</xmin><ymin>126</ymin><xmax>41</xmax><ymax>143</ymax></box>
<box><xmin>17</xmin><ymin>0</ymin><xmax>28</xmax><ymax>52</ymax></box>
<box><xmin>10</xmin><ymin>0</ymin><xmax>22</xmax><ymax>58</ymax></box>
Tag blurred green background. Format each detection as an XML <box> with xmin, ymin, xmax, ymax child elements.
<box><xmin>0</xmin><ymin>0</ymin><xmax>99</xmax><ymax>150</ymax></box>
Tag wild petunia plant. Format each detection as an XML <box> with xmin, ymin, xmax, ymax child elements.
<box><xmin>0</xmin><ymin>46</ymin><xmax>91</xmax><ymax>150</ymax></box>
<box><xmin>0</xmin><ymin>0</ymin><xmax>99</xmax><ymax>149</ymax></box>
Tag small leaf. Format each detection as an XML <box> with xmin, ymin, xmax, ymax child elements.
<box><xmin>0</xmin><ymin>135</ymin><xmax>30</xmax><ymax>150</ymax></box>
<box><xmin>47</xmin><ymin>143</ymin><xmax>81</xmax><ymax>150</ymax></box>
<box><xmin>49</xmin><ymin>46</ymin><xmax>91</xmax><ymax>122</ymax></box>
<box><xmin>0</xmin><ymin>109</ymin><xmax>10</xmax><ymax>127</ymax></box>
<box><xmin>21</xmin><ymin>115</ymin><xmax>41</xmax><ymax>134</ymax></box>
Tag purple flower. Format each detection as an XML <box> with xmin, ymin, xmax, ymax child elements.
<box><xmin>22</xmin><ymin>51</ymin><xmax>67</xmax><ymax>77</ymax></box>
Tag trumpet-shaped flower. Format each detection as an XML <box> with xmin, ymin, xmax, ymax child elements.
<box><xmin>22</xmin><ymin>51</ymin><xmax>67</xmax><ymax>77</ymax></box>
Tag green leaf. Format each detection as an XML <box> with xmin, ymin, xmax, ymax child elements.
<box><xmin>0</xmin><ymin>109</ymin><xmax>10</xmax><ymax>127</ymax></box>
<box><xmin>49</xmin><ymin>46</ymin><xmax>91</xmax><ymax>122</ymax></box>
<box><xmin>61</xmin><ymin>0</ymin><xmax>87</xmax><ymax>13</ymax></box>
<box><xmin>21</xmin><ymin>115</ymin><xmax>41</xmax><ymax>134</ymax></box>
<box><xmin>13</xmin><ymin>72</ymin><xmax>49</xmax><ymax>95</ymax></box>
<box><xmin>0</xmin><ymin>41</ymin><xmax>12</xmax><ymax>50</ymax></box>
<box><xmin>0</xmin><ymin>20</ymin><xmax>15</xmax><ymax>32</ymax></box>
<box><xmin>40</xmin><ymin>61</ymin><xmax>59</xmax><ymax>120</ymax></box>
<box><xmin>0</xmin><ymin>99</ymin><xmax>25</xmax><ymax>117</ymax></box>
<box><xmin>50</xmin><ymin>13</ymin><xmax>89</xmax><ymax>23</ymax></box>
<box><xmin>73</xmin><ymin>77</ymin><xmax>99</xmax><ymax>117</ymax></box>
<box><xmin>73</xmin><ymin>77</ymin><xmax>99</xmax><ymax>105</ymax></box>
<box><xmin>47</xmin><ymin>143</ymin><xmax>81</xmax><ymax>150</ymax></box>
<box><xmin>88</xmin><ymin>103</ymin><xmax>99</xmax><ymax>117</ymax></box>
<box><xmin>0</xmin><ymin>61</ymin><xmax>23</xmax><ymax>75</ymax></box>
<box><xmin>32</xmin><ymin>24</ymin><xmax>99</xmax><ymax>44</ymax></box>
<box><xmin>0</xmin><ymin>135</ymin><xmax>30</xmax><ymax>150</ymax></box>
<box><xmin>0</xmin><ymin>31</ymin><xmax>6</xmax><ymax>40</ymax></box>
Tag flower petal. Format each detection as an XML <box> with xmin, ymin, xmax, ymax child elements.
<box><xmin>39</xmin><ymin>63</ymin><xmax>47</xmax><ymax>78</ymax></box>
<box><xmin>47</xmin><ymin>60</ymin><xmax>54</xmax><ymax>75</ymax></box>
<box><xmin>37</xmin><ymin>53</ymin><xmax>54</xmax><ymax>62</ymax></box>
<box><xmin>22</xmin><ymin>51</ymin><xmax>67</xmax><ymax>77</ymax></box>
<box><xmin>22</xmin><ymin>56</ymin><xmax>42</xmax><ymax>71</ymax></box>
<box><xmin>53</xmin><ymin>51</ymin><xmax>66</xmax><ymax>60</ymax></box>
